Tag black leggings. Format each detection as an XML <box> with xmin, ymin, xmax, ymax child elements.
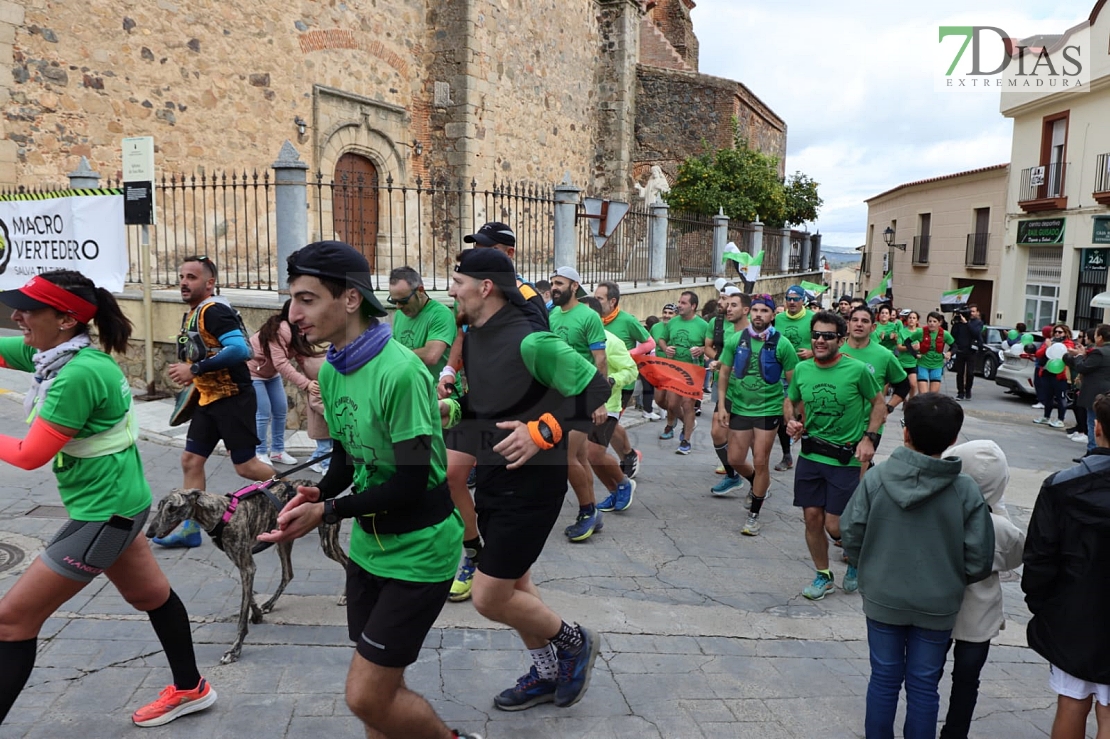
<box><xmin>777</xmin><ymin>420</ymin><xmax>791</xmax><ymax>455</ymax></box>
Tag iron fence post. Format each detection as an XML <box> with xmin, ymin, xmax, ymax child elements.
<box><xmin>713</xmin><ymin>208</ymin><xmax>729</xmax><ymax>277</ymax></box>
<box><xmin>553</xmin><ymin>176</ymin><xmax>580</xmax><ymax>270</ymax></box>
<box><xmin>649</xmin><ymin>199</ymin><xmax>669</xmax><ymax>284</ymax></box>
<box><xmin>272</xmin><ymin>141</ymin><xmax>309</xmax><ymax>293</ymax></box>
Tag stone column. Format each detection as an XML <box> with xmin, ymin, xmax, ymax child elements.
<box><xmin>751</xmin><ymin>219</ymin><xmax>763</xmax><ymax>256</ymax></box>
<box><xmin>272</xmin><ymin>141</ymin><xmax>309</xmax><ymax>293</ymax></box>
<box><xmin>593</xmin><ymin>0</ymin><xmax>644</xmax><ymax>199</ymax></box>
<box><xmin>553</xmin><ymin>177</ymin><xmax>580</xmax><ymax>270</ymax></box>
<box><xmin>713</xmin><ymin>208</ymin><xmax>729</xmax><ymax>277</ymax></box>
<box><xmin>67</xmin><ymin>157</ymin><xmax>100</xmax><ymax>189</ymax></box>
<box><xmin>649</xmin><ymin>199</ymin><xmax>669</xmax><ymax>284</ymax></box>
<box><xmin>801</xmin><ymin>233</ymin><xmax>812</xmax><ymax>273</ymax></box>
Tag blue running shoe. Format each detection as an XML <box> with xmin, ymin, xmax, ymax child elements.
<box><xmin>153</xmin><ymin>520</ymin><xmax>202</xmax><ymax>548</ymax></box>
<box><xmin>564</xmin><ymin>509</ymin><xmax>602</xmax><ymax>542</ymax></box>
<box><xmin>676</xmin><ymin>440</ymin><xmax>691</xmax><ymax>455</ymax></box>
<box><xmin>842</xmin><ymin>565</ymin><xmax>859</xmax><ymax>594</ymax></box>
<box><xmin>466</xmin><ymin>466</ymin><xmax>477</xmax><ymax>489</ymax></box>
<box><xmin>710</xmin><ymin>474</ymin><xmax>742</xmax><ymax>497</ymax></box>
<box><xmin>613</xmin><ymin>478</ymin><xmax>636</xmax><ymax>511</ymax></box>
<box><xmin>449</xmin><ymin>555</ymin><xmax>476</xmax><ymax>602</ymax></box>
<box><xmin>659</xmin><ymin>425</ymin><xmax>674</xmax><ymax>440</ymax></box>
<box><xmin>554</xmin><ymin>625</ymin><xmax>601</xmax><ymax>707</ymax></box>
<box><xmin>596</xmin><ymin>493</ymin><xmax>617</xmax><ymax>512</ymax></box>
<box><xmin>493</xmin><ymin>666</ymin><xmax>556</xmax><ymax>711</ymax></box>
<box><xmin>802</xmin><ymin>571</ymin><xmax>835</xmax><ymax>600</ymax></box>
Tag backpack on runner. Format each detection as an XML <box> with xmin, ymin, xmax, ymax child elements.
<box><xmin>177</xmin><ymin>296</ymin><xmax>255</xmax><ymax>363</ymax></box>
<box><xmin>732</xmin><ymin>328</ymin><xmax>784</xmax><ymax>384</ymax></box>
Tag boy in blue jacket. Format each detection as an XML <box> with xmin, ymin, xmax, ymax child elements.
<box><xmin>841</xmin><ymin>392</ymin><xmax>994</xmax><ymax>739</ymax></box>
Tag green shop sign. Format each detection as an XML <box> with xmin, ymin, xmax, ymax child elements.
<box><xmin>1082</xmin><ymin>249</ymin><xmax>1108</xmax><ymax>272</ymax></box>
<box><xmin>1093</xmin><ymin>217</ymin><xmax>1110</xmax><ymax>245</ymax></box>
<box><xmin>1017</xmin><ymin>218</ymin><xmax>1065</xmax><ymax>245</ymax></box>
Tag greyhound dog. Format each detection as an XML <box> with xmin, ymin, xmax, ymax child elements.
<box><xmin>146</xmin><ymin>479</ymin><xmax>348</xmax><ymax>664</ymax></box>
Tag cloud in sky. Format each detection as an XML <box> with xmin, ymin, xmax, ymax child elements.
<box><xmin>690</xmin><ymin>0</ymin><xmax>1094</xmax><ymax>249</ymax></box>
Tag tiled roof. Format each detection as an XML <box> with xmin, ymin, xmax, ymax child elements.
<box><xmin>866</xmin><ymin>164</ymin><xmax>1008</xmax><ymax>203</ymax></box>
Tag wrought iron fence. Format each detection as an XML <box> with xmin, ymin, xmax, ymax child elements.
<box><xmin>727</xmin><ymin>223</ymin><xmax>754</xmax><ymax>253</ymax></box>
<box><xmin>666</xmin><ymin>209</ymin><xmax>715</xmax><ymax>282</ymax></box>
<box><xmin>575</xmin><ymin>202</ymin><xmax>652</xmax><ymax>288</ymax></box>
<box><xmin>762</xmin><ymin>227</ymin><xmax>789</xmax><ymax>276</ymax></box>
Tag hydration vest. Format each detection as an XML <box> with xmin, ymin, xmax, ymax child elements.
<box><xmin>733</xmin><ymin>328</ymin><xmax>784</xmax><ymax>384</ymax></box>
<box><xmin>924</xmin><ymin>330</ymin><xmax>945</xmax><ymax>355</ymax></box>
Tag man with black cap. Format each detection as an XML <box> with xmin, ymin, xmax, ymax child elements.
<box><xmin>445</xmin><ymin>247</ymin><xmax>610</xmax><ymax>712</ymax></box>
<box><xmin>258</xmin><ymin>241</ymin><xmax>478</xmax><ymax>739</ymax></box>
<box><xmin>771</xmin><ymin>284</ymin><xmax>817</xmax><ymax>472</ymax></box>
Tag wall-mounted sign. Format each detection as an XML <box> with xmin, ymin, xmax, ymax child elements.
<box><xmin>1017</xmin><ymin>218</ymin><xmax>1064</xmax><ymax>245</ymax></box>
<box><xmin>1082</xmin><ymin>248</ymin><xmax>1108</xmax><ymax>272</ymax></box>
<box><xmin>1093</xmin><ymin>217</ymin><xmax>1110</xmax><ymax>245</ymax></box>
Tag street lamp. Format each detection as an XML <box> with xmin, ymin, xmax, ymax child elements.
<box><xmin>882</xmin><ymin>226</ymin><xmax>907</xmax><ymax>251</ymax></box>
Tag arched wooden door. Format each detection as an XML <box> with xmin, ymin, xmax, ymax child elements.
<box><xmin>333</xmin><ymin>153</ymin><xmax>379</xmax><ymax>269</ymax></box>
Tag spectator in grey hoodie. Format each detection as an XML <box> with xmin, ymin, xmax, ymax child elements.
<box><xmin>940</xmin><ymin>441</ymin><xmax>1026</xmax><ymax>739</ymax></box>
<box><xmin>841</xmin><ymin>392</ymin><xmax>994</xmax><ymax>739</ymax></box>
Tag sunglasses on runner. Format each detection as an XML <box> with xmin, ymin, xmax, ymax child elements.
<box><xmin>386</xmin><ymin>287</ymin><xmax>419</xmax><ymax>306</ymax></box>
<box><xmin>811</xmin><ymin>330</ymin><xmax>841</xmax><ymax>341</ymax></box>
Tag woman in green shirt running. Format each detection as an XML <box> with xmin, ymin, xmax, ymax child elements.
<box><xmin>0</xmin><ymin>271</ymin><xmax>215</xmax><ymax>729</ymax></box>
<box><xmin>910</xmin><ymin>311</ymin><xmax>954</xmax><ymax>395</ymax></box>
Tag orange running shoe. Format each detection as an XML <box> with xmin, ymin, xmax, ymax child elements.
<box><xmin>131</xmin><ymin>677</ymin><xmax>217</xmax><ymax>727</ymax></box>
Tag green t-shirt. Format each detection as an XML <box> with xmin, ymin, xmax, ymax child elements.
<box><xmin>787</xmin><ymin>354</ymin><xmax>883</xmax><ymax>467</ymax></box>
<box><xmin>895</xmin><ymin>324</ymin><xmax>918</xmax><ymax>369</ymax></box>
<box><xmin>0</xmin><ymin>338</ymin><xmax>150</xmax><ymax>521</ymax></box>
<box><xmin>840</xmin><ymin>339</ymin><xmax>907</xmax><ymax>434</ymax></box>
<box><xmin>603</xmin><ymin>311</ymin><xmax>649</xmax><ymax>390</ymax></box>
<box><xmin>319</xmin><ymin>338</ymin><xmax>463</xmax><ymax>582</ymax></box>
<box><xmin>908</xmin><ymin>328</ymin><xmax>955</xmax><ymax>369</ymax></box>
<box><xmin>390</xmin><ymin>298</ymin><xmax>457</xmax><ymax>378</ymax></box>
<box><xmin>872</xmin><ymin>320</ymin><xmax>901</xmax><ymax>354</ymax></box>
<box><xmin>774</xmin><ymin>309</ymin><xmax>814</xmax><ymax>352</ymax></box>
<box><xmin>662</xmin><ymin>315</ymin><xmax>710</xmax><ymax>365</ymax></box>
<box><xmin>549</xmin><ymin>302</ymin><xmax>606</xmax><ymax>366</ymax></box>
<box><xmin>650</xmin><ymin>320</ymin><xmax>668</xmax><ymax>344</ymax></box>
<box><xmin>721</xmin><ymin>330</ymin><xmax>799</xmax><ymax>417</ymax></box>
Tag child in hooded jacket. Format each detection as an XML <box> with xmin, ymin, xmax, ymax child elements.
<box><xmin>940</xmin><ymin>440</ymin><xmax>1026</xmax><ymax>739</ymax></box>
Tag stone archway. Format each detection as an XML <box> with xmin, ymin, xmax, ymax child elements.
<box><xmin>333</xmin><ymin>153</ymin><xmax>380</xmax><ymax>269</ymax></box>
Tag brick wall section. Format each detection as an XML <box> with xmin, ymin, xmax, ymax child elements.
<box><xmin>633</xmin><ymin>65</ymin><xmax>787</xmax><ymax>185</ymax></box>
<box><xmin>648</xmin><ymin>0</ymin><xmax>698</xmax><ymax>72</ymax></box>
<box><xmin>639</xmin><ymin>15</ymin><xmax>689</xmax><ymax>71</ymax></box>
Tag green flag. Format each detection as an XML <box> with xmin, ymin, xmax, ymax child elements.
<box><xmin>723</xmin><ymin>249</ymin><xmax>764</xmax><ymax>282</ymax></box>
<box><xmin>865</xmin><ymin>272</ymin><xmax>892</xmax><ymax>306</ymax></box>
<box><xmin>940</xmin><ymin>286</ymin><xmax>974</xmax><ymax>309</ymax></box>
<box><xmin>800</xmin><ymin>280</ymin><xmax>828</xmax><ymax>296</ymax></box>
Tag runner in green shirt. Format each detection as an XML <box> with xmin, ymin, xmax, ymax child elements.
<box><xmin>772</xmin><ymin>285</ymin><xmax>816</xmax><ymax>472</ymax></box>
<box><xmin>263</xmin><ymin>241</ymin><xmax>475</xmax><ymax>739</ymax></box>
<box><xmin>643</xmin><ymin>303</ymin><xmax>676</xmax><ymax>421</ymax></box>
<box><xmin>705</xmin><ymin>287</ymin><xmax>747</xmax><ymax>490</ymax></box>
<box><xmin>784</xmin><ymin>310</ymin><xmax>885</xmax><ymax>602</ymax></box>
<box><xmin>872</xmin><ymin>304</ymin><xmax>901</xmax><ymax>354</ymax></box>
<box><xmin>657</xmin><ymin>291</ymin><xmax>709</xmax><ymax>453</ymax></box>
<box><xmin>0</xmin><ymin>270</ymin><xmax>215</xmax><ymax>728</ymax></box>
<box><xmin>908</xmin><ymin>311</ymin><xmax>954</xmax><ymax>394</ymax></box>
<box><xmin>387</xmin><ymin>266</ymin><xmax>456</xmax><ymax>378</ymax></box>
<box><xmin>717</xmin><ymin>294</ymin><xmax>798</xmax><ymax>535</ymax></box>
<box><xmin>895</xmin><ymin>309</ymin><xmax>921</xmax><ymax>394</ymax></box>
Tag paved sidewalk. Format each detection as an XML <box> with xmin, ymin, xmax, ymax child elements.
<box><xmin>0</xmin><ymin>369</ymin><xmax>1098</xmax><ymax>737</ymax></box>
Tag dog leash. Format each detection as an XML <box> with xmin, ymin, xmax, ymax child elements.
<box><xmin>267</xmin><ymin>451</ymin><xmax>334</xmax><ymax>482</ymax></box>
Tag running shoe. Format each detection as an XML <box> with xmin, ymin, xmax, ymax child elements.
<box><xmin>710</xmin><ymin>474</ymin><xmax>742</xmax><ymax>497</ymax></box>
<box><xmin>613</xmin><ymin>478</ymin><xmax>636</xmax><ymax>511</ymax></box>
<box><xmin>1049</xmin><ymin>419</ymin><xmax>1065</xmax><ymax>429</ymax></box>
<box><xmin>620</xmin><ymin>449</ymin><xmax>642</xmax><ymax>479</ymax></box>
<box><xmin>256</xmin><ymin>454</ymin><xmax>274</xmax><ymax>467</ymax></box>
<box><xmin>842</xmin><ymin>565</ymin><xmax>859</xmax><ymax>593</ymax></box>
<box><xmin>1032</xmin><ymin>402</ymin><xmax>1044</xmax><ymax>409</ymax></box>
<box><xmin>449</xmin><ymin>555</ymin><xmax>476</xmax><ymax>602</ymax></box>
<box><xmin>740</xmin><ymin>513</ymin><xmax>761</xmax><ymax>536</ymax></box>
<box><xmin>597</xmin><ymin>493</ymin><xmax>617</xmax><ymax>512</ymax></box>
<box><xmin>642</xmin><ymin>410</ymin><xmax>661</xmax><ymax>421</ymax></box>
<box><xmin>152</xmin><ymin>520</ymin><xmax>202</xmax><ymax>548</ymax></box>
<box><xmin>132</xmin><ymin>678</ymin><xmax>217</xmax><ymax>727</ymax></box>
<box><xmin>774</xmin><ymin>454</ymin><xmax>793</xmax><ymax>471</ymax></box>
<box><xmin>715</xmin><ymin>463</ymin><xmax>726</xmax><ymax>475</ymax></box>
<box><xmin>270</xmin><ymin>451</ymin><xmax>298</xmax><ymax>465</ymax></box>
<box><xmin>956</xmin><ymin>394</ymin><xmax>965</xmax><ymax>401</ymax></box>
<box><xmin>659</xmin><ymin>425</ymin><xmax>674</xmax><ymax>440</ymax></box>
<box><xmin>466</xmin><ymin>466</ymin><xmax>477</xmax><ymax>489</ymax></box>
<box><xmin>554</xmin><ymin>625</ymin><xmax>600</xmax><ymax>707</ymax></box>
<box><xmin>565</xmin><ymin>509</ymin><xmax>602</xmax><ymax>542</ymax></box>
<box><xmin>679</xmin><ymin>420</ymin><xmax>698</xmax><ymax>442</ymax></box>
<box><xmin>1070</xmin><ymin>433</ymin><xmax>1089</xmax><ymax>443</ymax></box>
<box><xmin>694</xmin><ymin>399</ymin><xmax>702</xmax><ymax>417</ymax></box>
<box><xmin>1032</xmin><ymin>417</ymin><xmax>1049</xmax><ymax>425</ymax></box>
<box><xmin>492</xmin><ymin>666</ymin><xmax>557</xmax><ymax>711</ymax></box>
<box><xmin>453</xmin><ymin>732</ymin><xmax>484</xmax><ymax>739</ymax></box>
<box><xmin>801</xmin><ymin>571</ymin><xmax>835</xmax><ymax>600</ymax></box>
<box><xmin>676</xmin><ymin>440</ymin><xmax>691</xmax><ymax>455</ymax></box>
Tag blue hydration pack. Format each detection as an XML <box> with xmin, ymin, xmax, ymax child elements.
<box><xmin>733</xmin><ymin>327</ymin><xmax>784</xmax><ymax>384</ymax></box>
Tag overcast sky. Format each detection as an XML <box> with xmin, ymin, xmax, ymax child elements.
<box><xmin>691</xmin><ymin>0</ymin><xmax>1094</xmax><ymax>249</ymax></box>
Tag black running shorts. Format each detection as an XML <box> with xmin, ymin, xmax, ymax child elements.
<box><xmin>587</xmin><ymin>416</ymin><xmax>619</xmax><ymax>448</ymax></box>
<box><xmin>345</xmin><ymin>562</ymin><xmax>452</xmax><ymax>668</ymax></box>
<box><xmin>792</xmin><ymin>456</ymin><xmax>862</xmax><ymax>516</ymax></box>
<box><xmin>475</xmin><ymin>468</ymin><xmax>565</xmax><ymax>581</ymax></box>
<box><xmin>185</xmin><ymin>391</ymin><xmax>260</xmax><ymax>464</ymax></box>
<box><xmin>42</xmin><ymin>508</ymin><xmax>150</xmax><ymax>583</ymax></box>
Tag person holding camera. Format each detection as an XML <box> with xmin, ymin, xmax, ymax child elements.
<box><xmin>951</xmin><ymin>304</ymin><xmax>983</xmax><ymax>401</ymax></box>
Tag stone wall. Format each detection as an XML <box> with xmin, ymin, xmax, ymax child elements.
<box><xmin>647</xmin><ymin>0</ymin><xmax>698</xmax><ymax>71</ymax></box>
<box><xmin>633</xmin><ymin>65</ymin><xmax>787</xmax><ymax>185</ymax></box>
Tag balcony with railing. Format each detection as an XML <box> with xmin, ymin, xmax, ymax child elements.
<box><xmin>1093</xmin><ymin>153</ymin><xmax>1110</xmax><ymax>206</ymax></box>
<box><xmin>966</xmin><ymin>232</ymin><xmax>990</xmax><ymax>268</ymax></box>
<box><xmin>911</xmin><ymin>235</ymin><xmax>930</xmax><ymax>266</ymax></box>
<box><xmin>1018</xmin><ymin>161</ymin><xmax>1067</xmax><ymax>213</ymax></box>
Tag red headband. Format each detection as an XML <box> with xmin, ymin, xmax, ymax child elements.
<box><xmin>20</xmin><ymin>276</ymin><xmax>98</xmax><ymax>323</ymax></box>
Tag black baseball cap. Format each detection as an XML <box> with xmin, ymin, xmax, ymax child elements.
<box><xmin>286</xmin><ymin>240</ymin><xmax>387</xmax><ymax>317</ymax></box>
<box><xmin>454</xmin><ymin>248</ymin><xmax>526</xmax><ymax>306</ymax></box>
<box><xmin>463</xmin><ymin>221</ymin><xmax>516</xmax><ymax>248</ymax></box>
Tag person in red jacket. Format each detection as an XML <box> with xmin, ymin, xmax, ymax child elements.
<box><xmin>1032</xmin><ymin>324</ymin><xmax>1074</xmax><ymax>430</ymax></box>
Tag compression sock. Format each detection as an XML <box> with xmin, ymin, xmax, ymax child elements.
<box><xmin>749</xmin><ymin>494</ymin><xmax>766</xmax><ymax>516</ymax></box>
<box><xmin>777</xmin><ymin>423</ymin><xmax>791</xmax><ymax>455</ymax></box>
<box><xmin>551</xmin><ymin>622</ymin><xmax>585</xmax><ymax>654</ymax></box>
<box><xmin>529</xmin><ymin>644</ymin><xmax>559</xmax><ymax>681</ymax></box>
<box><xmin>714</xmin><ymin>443</ymin><xmax>736</xmax><ymax>477</ymax></box>
<box><xmin>147</xmin><ymin>590</ymin><xmax>202</xmax><ymax>691</ymax></box>
<box><xmin>463</xmin><ymin>537</ymin><xmax>483</xmax><ymax>565</ymax></box>
<box><xmin>0</xmin><ymin>638</ymin><xmax>36</xmax><ymax>723</ymax></box>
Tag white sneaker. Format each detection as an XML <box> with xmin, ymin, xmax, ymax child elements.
<box><xmin>270</xmin><ymin>451</ymin><xmax>298</xmax><ymax>465</ymax></box>
<box><xmin>1032</xmin><ymin>402</ymin><xmax>1044</xmax><ymax>409</ymax></box>
<box><xmin>1032</xmin><ymin>417</ymin><xmax>1049</xmax><ymax>425</ymax></box>
<box><xmin>642</xmin><ymin>411</ymin><xmax>661</xmax><ymax>421</ymax></box>
<box><xmin>309</xmin><ymin>462</ymin><xmax>328</xmax><ymax>474</ymax></box>
<box><xmin>256</xmin><ymin>454</ymin><xmax>273</xmax><ymax>466</ymax></box>
<box><xmin>1048</xmin><ymin>419</ymin><xmax>1065</xmax><ymax>429</ymax></box>
<box><xmin>1070</xmin><ymin>433</ymin><xmax>1089</xmax><ymax>443</ymax></box>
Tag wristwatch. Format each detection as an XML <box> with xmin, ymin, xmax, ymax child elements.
<box><xmin>607</xmin><ymin>376</ymin><xmax>616</xmax><ymax>387</ymax></box>
<box><xmin>189</xmin><ymin>362</ymin><xmax>201</xmax><ymax>376</ymax></box>
<box><xmin>863</xmin><ymin>431</ymin><xmax>881</xmax><ymax>447</ymax></box>
<box><xmin>322</xmin><ymin>498</ymin><xmax>340</xmax><ymax>525</ymax></box>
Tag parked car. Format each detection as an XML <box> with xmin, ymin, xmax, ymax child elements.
<box><xmin>994</xmin><ymin>342</ymin><xmax>1040</xmax><ymax>396</ymax></box>
<box><xmin>945</xmin><ymin>325</ymin><xmax>1008</xmax><ymax>380</ymax></box>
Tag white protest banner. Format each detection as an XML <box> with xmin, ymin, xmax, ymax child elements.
<box><xmin>0</xmin><ymin>189</ymin><xmax>126</xmax><ymax>292</ymax></box>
